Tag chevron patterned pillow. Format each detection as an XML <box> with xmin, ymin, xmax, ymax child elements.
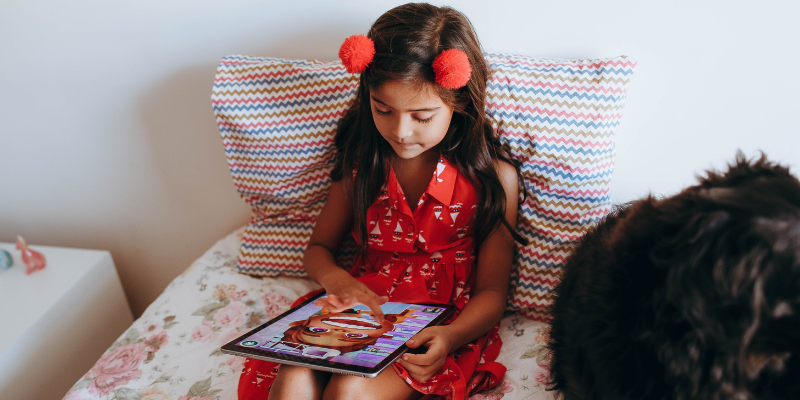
<box><xmin>211</xmin><ymin>53</ymin><xmax>636</xmax><ymax>320</ymax></box>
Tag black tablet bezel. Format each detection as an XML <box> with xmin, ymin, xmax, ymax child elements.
<box><xmin>220</xmin><ymin>292</ymin><xmax>457</xmax><ymax>377</ymax></box>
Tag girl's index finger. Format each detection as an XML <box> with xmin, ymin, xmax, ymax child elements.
<box><xmin>359</xmin><ymin>296</ymin><xmax>385</xmax><ymax>323</ymax></box>
<box><xmin>325</xmin><ymin>295</ymin><xmax>342</xmax><ymax>309</ymax></box>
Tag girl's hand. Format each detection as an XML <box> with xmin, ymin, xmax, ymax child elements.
<box><xmin>396</xmin><ymin>326</ymin><xmax>453</xmax><ymax>382</ymax></box>
<box><xmin>313</xmin><ymin>273</ymin><xmax>389</xmax><ymax>322</ymax></box>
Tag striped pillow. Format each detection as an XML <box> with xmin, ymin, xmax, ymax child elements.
<box><xmin>211</xmin><ymin>54</ymin><xmax>636</xmax><ymax>320</ymax></box>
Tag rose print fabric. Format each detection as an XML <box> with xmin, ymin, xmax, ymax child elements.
<box><xmin>238</xmin><ymin>157</ymin><xmax>507</xmax><ymax>399</ymax></box>
<box><xmin>62</xmin><ymin>227</ymin><xmax>555</xmax><ymax>400</ymax></box>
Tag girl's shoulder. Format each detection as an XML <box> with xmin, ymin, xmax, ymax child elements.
<box><xmin>493</xmin><ymin>158</ymin><xmax>518</xmax><ymax>177</ymax></box>
<box><xmin>493</xmin><ymin>159</ymin><xmax>520</xmax><ymax>193</ymax></box>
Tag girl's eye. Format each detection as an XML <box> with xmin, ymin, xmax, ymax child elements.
<box><xmin>307</xmin><ymin>327</ymin><xmax>329</xmax><ymax>333</ymax></box>
<box><xmin>344</xmin><ymin>332</ymin><xmax>369</xmax><ymax>339</ymax></box>
<box><xmin>414</xmin><ymin>115</ymin><xmax>433</xmax><ymax>124</ymax></box>
<box><xmin>374</xmin><ymin>108</ymin><xmax>391</xmax><ymax>116</ymax></box>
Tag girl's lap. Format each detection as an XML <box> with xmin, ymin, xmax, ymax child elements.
<box><xmin>268</xmin><ymin>365</ymin><xmax>329</xmax><ymax>400</ymax></box>
<box><xmin>326</xmin><ymin>366</ymin><xmax>421</xmax><ymax>400</ymax></box>
<box><xmin>270</xmin><ymin>364</ymin><xmax>421</xmax><ymax>400</ymax></box>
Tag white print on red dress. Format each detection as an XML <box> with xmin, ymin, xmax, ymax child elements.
<box><xmin>405</xmin><ymin>227</ymin><xmax>415</xmax><ymax>244</ymax></box>
<box><xmin>402</xmin><ymin>265</ymin><xmax>414</xmax><ymax>284</ymax></box>
<box><xmin>449</xmin><ymin>203</ymin><xmax>462</xmax><ymax>226</ymax></box>
<box><xmin>429</xmin><ymin>277</ymin><xmax>438</xmax><ymax>294</ymax></box>
<box><xmin>393</xmin><ymin>220</ymin><xmax>403</xmax><ymax>242</ymax></box>
<box><xmin>379</xmin><ymin>262</ymin><xmax>391</xmax><ymax>277</ymax></box>
<box><xmin>383</xmin><ymin>207</ymin><xmax>392</xmax><ymax>225</ymax></box>
<box><xmin>420</xmin><ymin>263</ymin><xmax>434</xmax><ymax>278</ymax></box>
<box><xmin>455</xmin><ymin>281</ymin><xmax>466</xmax><ymax>298</ymax></box>
<box><xmin>434</xmin><ymin>205</ymin><xmax>443</xmax><ymax>221</ymax></box>
<box><xmin>368</xmin><ymin>221</ymin><xmax>383</xmax><ymax>245</ymax></box>
<box><xmin>435</xmin><ymin>159</ymin><xmax>446</xmax><ymax>183</ymax></box>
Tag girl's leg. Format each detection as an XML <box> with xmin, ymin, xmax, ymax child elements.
<box><xmin>268</xmin><ymin>365</ymin><xmax>331</xmax><ymax>400</ymax></box>
<box><xmin>323</xmin><ymin>367</ymin><xmax>421</xmax><ymax>400</ymax></box>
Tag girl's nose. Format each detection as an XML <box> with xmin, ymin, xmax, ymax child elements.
<box><xmin>394</xmin><ymin>117</ymin><xmax>413</xmax><ymax>140</ymax></box>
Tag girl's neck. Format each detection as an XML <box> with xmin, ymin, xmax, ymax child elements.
<box><xmin>389</xmin><ymin>147</ymin><xmax>441</xmax><ymax>211</ymax></box>
<box><xmin>389</xmin><ymin>146</ymin><xmax>441</xmax><ymax>173</ymax></box>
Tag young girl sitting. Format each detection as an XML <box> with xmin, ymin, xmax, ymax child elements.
<box><xmin>238</xmin><ymin>3</ymin><xmax>526</xmax><ymax>399</ymax></box>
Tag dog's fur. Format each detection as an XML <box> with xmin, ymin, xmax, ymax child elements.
<box><xmin>548</xmin><ymin>154</ymin><xmax>800</xmax><ymax>400</ymax></box>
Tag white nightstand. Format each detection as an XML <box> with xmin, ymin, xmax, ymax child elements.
<box><xmin>0</xmin><ymin>242</ymin><xmax>134</xmax><ymax>400</ymax></box>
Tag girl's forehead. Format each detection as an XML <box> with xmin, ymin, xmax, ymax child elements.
<box><xmin>371</xmin><ymin>80</ymin><xmax>446</xmax><ymax>111</ymax></box>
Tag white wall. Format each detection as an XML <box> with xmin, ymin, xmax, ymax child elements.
<box><xmin>2</xmin><ymin>0</ymin><xmax>798</xmax><ymax>316</ymax></box>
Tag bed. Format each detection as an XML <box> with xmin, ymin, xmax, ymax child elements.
<box><xmin>63</xmin><ymin>227</ymin><xmax>555</xmax><ymax>400</ymax></box>
<box><xmin>63</xmin><ymin>52</ymin><xmax>636</xmax><ymax>400</ymax></box>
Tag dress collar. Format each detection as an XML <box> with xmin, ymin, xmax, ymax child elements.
<box><xmin>386</xmin><ymin>156</ymin><xmax>457</xmax><ymax>212</ymax></box>
<box><xmin>425</xmin><ymin>156</ymin><xmax>457</xmax><ymax>206</ymax></box>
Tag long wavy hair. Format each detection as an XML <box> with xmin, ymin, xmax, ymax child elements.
<box><xmin>331</xmin><ymin>2</ymin><xmax>526</xmax><ymax>250</ymax></box>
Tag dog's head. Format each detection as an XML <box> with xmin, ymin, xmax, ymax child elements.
<box><xmin>549</xmin><ymin>153</ymin><xmax>800</xmax><ymax>400</ymax></box>
<box><xmin>655</xmin><ymin>154</ymin><xmax>800</xmax><ymax>399</ymax></box>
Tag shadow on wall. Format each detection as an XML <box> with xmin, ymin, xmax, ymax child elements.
<box><xmin>139</xmin><ymin>64</ymin><xmax>235</xmax><ymax>208</ymax></box>
<box><xmin>125</xmin><ymin>26</ymin><xmax>355</xmax><ymax>316</ymax></box>
<box><xmin>124</xmin><ymin>64</ymin><xmax>250</xmax><ymax>316</ymax></box>
<box><xmin>138</xmin><ymin>25</ymin><xmax>357</xmax><ymax>208</ymax></box>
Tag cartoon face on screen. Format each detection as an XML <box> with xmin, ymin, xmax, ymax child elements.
<box><xmin>281</xmin><ymin>309</ymin><xmax>413</xmax><ymax>353</ymax></box>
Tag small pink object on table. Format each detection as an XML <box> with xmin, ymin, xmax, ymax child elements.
<box><xmin>16</xmin><ymin>236</ymin><xmax>46</xmax><ymax>274</ymax></box>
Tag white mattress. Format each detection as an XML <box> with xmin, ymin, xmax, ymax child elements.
<box><xmin>63</xmin><ymin>228</ymin><xmax>556</xmax><ymax>400</ymax></box>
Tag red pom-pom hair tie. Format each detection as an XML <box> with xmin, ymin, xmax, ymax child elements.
<box><xmin>338</xmin><ymin>34</ymin><xmax>471</xmax><ymax>89</ymax></box>
<box><xmin>432</xmin><ymin>49</ymin><xmax>472</xmax><ymax>89</ymax></box>
<box><xmin>338</xmin><ymin>34</ymin><xmax>375</xmax><ymax>74</ymax></box>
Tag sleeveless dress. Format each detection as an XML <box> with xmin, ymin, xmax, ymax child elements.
<box><xmin>238</xmin><ymin>157</ymin><xmax>506</xmax><ymax>399</ymax></box>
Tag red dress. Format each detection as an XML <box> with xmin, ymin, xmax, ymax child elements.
<box><xmin>238</xmin><ymin>157</ymin><xmax>506</xmax><ymax>399</ymax></box>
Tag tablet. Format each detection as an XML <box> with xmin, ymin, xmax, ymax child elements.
<box><xmin>220</xmin><ymin>292</ymin><xmax>456</xmax><ymax>378</ymax></box>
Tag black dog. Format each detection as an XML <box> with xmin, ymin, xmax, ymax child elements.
<box><xmin>548</xmin><ymin>154</ymin><xmax>800</xmax><ymax>400</ymax></box>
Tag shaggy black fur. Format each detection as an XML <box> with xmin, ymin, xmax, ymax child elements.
<box><xmin>548</xmin><ymin>153</ymin><xmax>800</xmax><ymax>400</ymax></box>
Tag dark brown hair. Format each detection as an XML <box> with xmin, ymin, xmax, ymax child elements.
<box><xmin>331</xmin><ymin>2</ymin><xmax>526</xmax><ymax>249</ymax></box>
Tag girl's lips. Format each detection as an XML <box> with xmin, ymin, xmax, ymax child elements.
<box><xmin>394</xmin><ymin>141</ymin><xmax>415</xmax><ymax>148</ymax></box>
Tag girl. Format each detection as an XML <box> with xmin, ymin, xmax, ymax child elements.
<box><xmin>239</xmin><ymin>3</ymin><xmax>526</xmax><ymax>399</ymax></box>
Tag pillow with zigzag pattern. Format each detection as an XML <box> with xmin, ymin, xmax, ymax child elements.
<box><xmin>211</xmin><ymin>53</ymin><xmax>636</xmax><ymax>321</ymax></box>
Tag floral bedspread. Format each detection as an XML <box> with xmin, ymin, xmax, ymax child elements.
<box><xmin>63</xmin><ymin>228</ymin><xmax>556</xmax><ymax>400</ymax></box>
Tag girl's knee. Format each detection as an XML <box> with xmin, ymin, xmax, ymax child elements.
<box><xmin>270</xmin><ymin>365</ymin><xmax>329</xmax><ymax>400</ymax></box>
<box><xmin>323</xmin><ymin>372</ymin><xmax>419</xmax><ymax>400</ymax></box>
<box><xmin>322</xmin><ymin>375</ymin><xmax>365</xmax><ymax>400</ymax></box>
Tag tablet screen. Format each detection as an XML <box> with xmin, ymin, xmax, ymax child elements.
<box><xmin>222</xmin><ymin>293</ymin><xmax>453</xmax><ymax>374</ymax></box>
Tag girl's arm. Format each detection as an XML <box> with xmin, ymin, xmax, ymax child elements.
<box><xmin>304</xmin><ymin>179</ymin><xmax>389</xmax><ymax>322</ymax></box>
<box><xmin>398</xmin><ymin>160</ymin><xmax>519</xmax><ymax>382</ymax></box>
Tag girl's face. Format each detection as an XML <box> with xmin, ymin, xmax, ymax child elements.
<box><xmin>370</xmin><ymin>80</ymin><xmax>454</xmax><ymax>160</ymax></box>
